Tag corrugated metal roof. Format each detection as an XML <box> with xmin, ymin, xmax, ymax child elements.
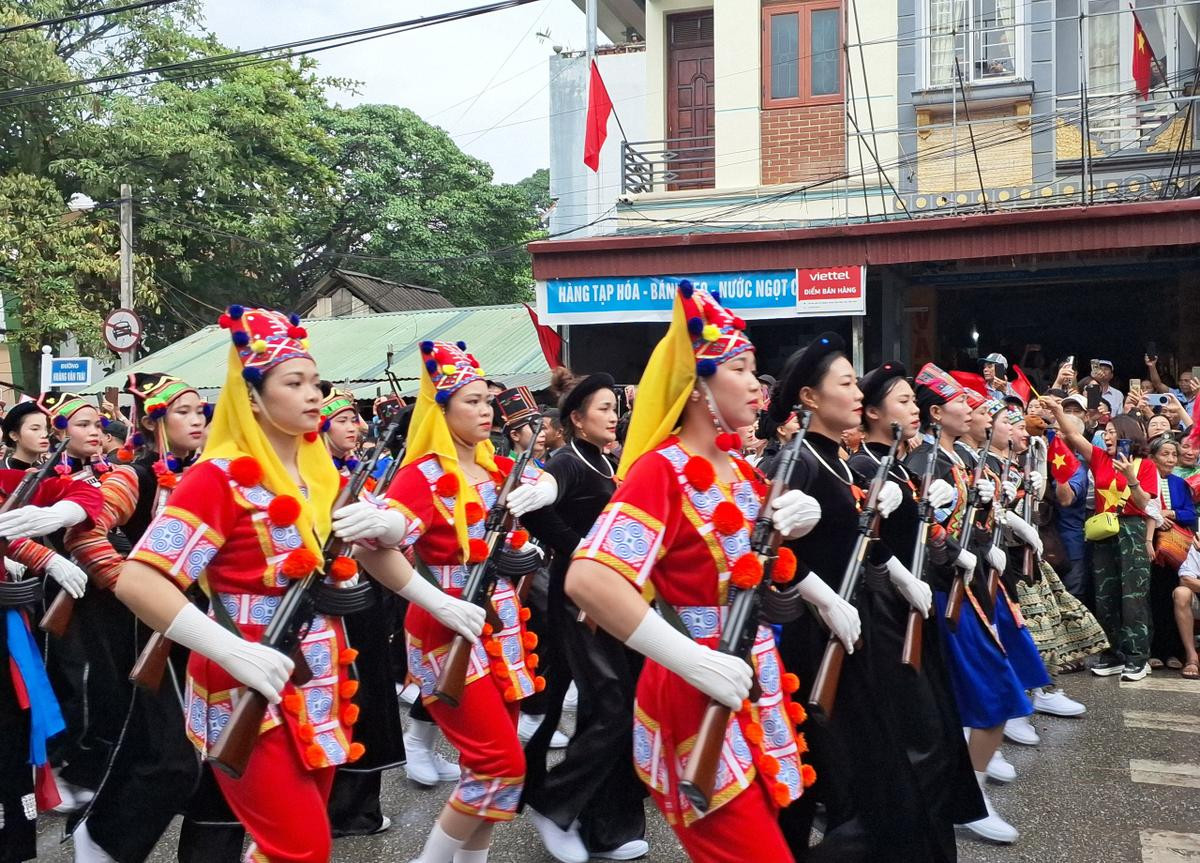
<box><xmin>529</xmin><ymin>199</ymin><xmax>1200</xmax><ymax>279</ymax></box>
<box><xmin>298</xmin><ymin>268</ymin><xmax>452</xmax><ymax>315</ymax></box>
<box><xmin>90</xmin><ymin>305</ymin><xmax>551</xmax><ymax>399</ymax></box>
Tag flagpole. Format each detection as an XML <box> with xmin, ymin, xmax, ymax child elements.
<box><xmin>1129</xmin><ymin>3</ymin><xmax>1174</xmax><ymax>100</ymax></box>
<box><xmin>586</xmin><ymin>0</ymin><xmax>598</xmax><ymax>236</ymax></box>
<box><xmin>1079</xmin><ymin>9</ymin><xmax>1091</xmax><ymax>205</ymax></box>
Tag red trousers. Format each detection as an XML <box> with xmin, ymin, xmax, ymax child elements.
<box><xmin>654</xmin><ymin>780</ymin><xmax>795</xmax><ymax>863</ymax></box>
<box><xmin>425</xmin><ymin>676</ymin><xmax>525</xmax><ymax>821</ymax></box>
<box><xmin>213</xmin><ymin>726</ymin><xmax>336</xmax><ymax>863</ymax></box>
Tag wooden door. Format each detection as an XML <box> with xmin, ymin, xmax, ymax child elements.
<box><xmin>666</xmin><ymin>11</ymin><xmax>715</xmax><ymax>190</ymax></box>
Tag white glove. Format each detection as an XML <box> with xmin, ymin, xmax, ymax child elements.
<box><xmin>398</xmin><ymin>571</ymin><xmax>485</xmax><ymax>644</ymax></box>
<box><xmin>974</xmin><ymin>478</ymin><xmax>994</xmax><ymax>505</ymax></box>
<box><xmin>1001</xmin><ymin>480</ymin><xmax>1018</xmax><ymax>506</ymax></box>
<box><xmin>505</xmin><ymin>475</ymin><xmax>558</xmax><ymax>518</ymax></box>
<box><xmin>797</xmin><ymin>573</ymin><xmax>861</xmax><ymax>651</ymax></box>
<box><xmin>986</xmin><ymin>545</ymin><xmax>1007</xmax><ymax>573</ymax></box>
<box><xmin>332</xmin><ymin>501</ymin><xmax>408</xmax><ymax>546</ymax></box>
<box><xmin>770</xmin><ymin>489</ymin><xmax>822</xmax><ymax>539</ymax></box>
<box><xmin>1005</xmin><ymin>512</ymin><xmax>1043</xmax><ymax>556</ymax></box>
<box><xmin>46</xmin><ymin>555</ymin><xmax>86</xmax><ymax>599</ymax></box>
<box><xmin>885</xmin><ymin>556</ymin><xmax>932</xmax><ymax>616</ymax></box>
<box><xmin>1028</xmin><ymin>470</ymin><xmax>1045</xmax><ymax>498</ymax></box>
<box><xmin>624</xmin><ymin>609</ymin><xmax>751</xmax><ymax>711</ymax></box>
<box><xmin>955</xmin><ymin>547</ymin><xmax>977</xmax><ymax>581</ymax></box>
<box><xmin>926</xmin><ymin>478</ymin><xmax>955</xmax><ymax>510</ymax></box>
<box><xmin>4</xmin><ymin>558</ymin><xmax>26</xmax><ymax>579</ymax></box>
<box><xmin>0</xmin><ymin>500</ymin><xmax>87</xmax><ymax>539</ymax></box>
<box><xmin>164</xmin><ymin>604</ymin><xmax>293</xmax><ymax>704</ymax></box>
<box><xmin>876</xmin><ymin>481</ymin><xmax>903</xmax><ymax>518</ymax></box>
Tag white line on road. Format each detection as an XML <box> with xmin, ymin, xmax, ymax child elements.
<box><xmin>1140</xmin><ymin>829</ymin><xmax>1200</xmax><ymax>862</ymax></box>
<box><xmin>1130</xmin><ymin>760</ymin><xmax>1200</xmax><ymax>789</ymax></box>
<box><xmin>1120</xmin><ymin>678</ymin><xmax>1200</xmax><ymax>695</ymax></box>
<box><xmin>1124</xmin><ymin>710</ymin><xmax>1200</xmax><ymax>734</ymax></box>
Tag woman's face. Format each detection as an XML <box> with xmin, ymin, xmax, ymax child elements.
<box><xmin>868</xmin><ymin>379</ymin><xmax>920</xmax><ymax>442</ymax></box>
<box><xmin>1154</xmin><ymin>443</ymin><xmax>1178</xmax><ymax>474</ymax></box>
<box><xmin>14</xmin><ymin>412</ymin><xmax>48</xmax><ymax>456</ymax></box>
<box><xmin>325</xmin><ymin>409</ymin><xmax>361</xmax><ymax>455</ymax></box>
<box><xmin>705</xmin><ymin>352</ymin><xmax>761</xmax><ymax>431</ymax></box>
<box><xmin>1011</xmin><ymin>423</ymin><xmax>1030</xmax><ymax>451</ymax></box>
<box><xmin>933</xmin><ymin>393</ymin><xmax>972</xmax><ymax>438</ymax></box>
<box><xmin>1147</xmin><ymin>415</ymin><xmax>1172</xmax><ymax>439</ymax></box>
<box><xmin>1102</xmin><ymin>422</ymin><xmax>1118</xmax><ymax>455</ymax></box>
<box><xmin>573</xmin><ymin>388</ymin><xmax>618</xmax><ymax>446</ymax></box>
<box><xmin>967</xmin><ymin>404</ymin><xmax>992</xmax><ymax>441</ymax></box>
<box><xmin>509</xmin><ymin>421</ymin><xmax>548</xmax><ymax>458</ymax></box>
<box><xmin>990</xmin><ymin>414</ymin><xmax>1013</xmax><ymax>450</ymax></box>
<box><xmin>1181</xmin><ymin>439</ymin><xmax>1199</xmax><ymax>467</ymax></box>
<box><xmin>256</xmin><ymin>358</ymin><xmax>323</xmax><ymax>437</ymax></box>
<box><xmin>161</xmin><ymin>392</ymin><xmax>207</xmax><ymax>453</ymax></box>
<box><xmin>445</xmin><ymin>380</ymin><xmax>493</xmax><ymax>447</ymax></box>
<box><xmin>801</xmin><ymin>356</ymin><xmax>862</xmax><ymax>433</ymax></box>
<box><xmin>65</xmin><ymin>407</ymin><xmax>103</xmax><ymax>458</ymax></box>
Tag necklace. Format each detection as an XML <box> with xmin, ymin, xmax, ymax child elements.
<box><xmin>570</xmin><ymin>439</ymin><xmax>615</xmax><ymax>480</ymax></box>
<box><xmin>803</xmin><ymin>439</ymin><xmax>854</xmax><ymax>486</ymax></box>
<box><xmin>862</xmin><ymin>441</ymin><xmax>918</xmax><ymax>498</ymax></box>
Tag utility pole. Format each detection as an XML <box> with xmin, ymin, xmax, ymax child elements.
<box><xmin>118</xmin><ymin>182</ymin><xmax>134</xmax><ymax>369</ymax></box>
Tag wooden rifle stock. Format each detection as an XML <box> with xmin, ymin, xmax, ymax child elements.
<box><xmin>39</xmin><ymin>591</ymin><xmax>73</xmax><ymax>638</ymax></box>
<box><xmin>901</xmin><ymin>609</ymin><xmax>923</xmax><ymax>670</ymax></box>
<box><xmin>986</xmin><ymin>446</ymin><xmax>1014</xmax><ymax>604</ymax></box>
<box><xmin>681</xmin><ymin>702</ymin><xmax>732</xmax><ymax>811</ymax></box>
<box><xmin>944</xmin><ymin>421</ymin><xmax>998</xmax><ymax>629</ymax></box>
<box><xmin>901</xmin><ymin>422</ymin><xmax>941</xmax><ymax>671</ymax></box>
<box><xmin>129</xmin><ymin>630</ymin><xmax>172</xmax><ymax>692</ymax></box>
<box><xmin>208</xmin><ymin>688</ymin><xmax>269</xmax><ymax>777</ymax></box>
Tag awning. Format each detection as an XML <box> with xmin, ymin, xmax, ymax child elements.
<box><xmin>89</xmin><ymin>304</ymin><xmax>553</xmax><ymax>401</ymax></box>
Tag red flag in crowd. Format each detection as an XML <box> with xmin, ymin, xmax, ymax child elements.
<box><xmin>583</xmin><ymin>59</ymin><xmax>613</xmax><ymax>172</ymax></box>
<box><xmin>1010</xmin><ymin>364</ymin><xmax>1036</xmax><ymax>405</ymax></box>
<box><xmin>1047</xmin><ymin>433</ymin><xmax>1080</xmax><ymax>485</ymax></box>
<box><xmin>523</xmin><ymin>303</ymin><xmax>563</xmax><ymax>370</ymax></box>
<box><xmin>949</xmin><ymin>370</ymin><xmax>987</xmax><ymax>396</ymax></box>
<box><xmin>1132</xmin><ymin>12</ymin><xmax>1154</xmax><ymax>99</ymax></box>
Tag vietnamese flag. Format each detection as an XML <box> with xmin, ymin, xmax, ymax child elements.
<box><xmin>523</xmin><ymin>303</ymin><xmax>562</xmax><ymax>370</ymax></box>
<box><xmin>1133</xmin><ymin>13</ymin><xmax>1154</xmax><ymax>99</ymax></box>
<box><xmin>1047</xmin><ymin>433</ymin><xmax>1080</xmax><ymax>485</ymax></box>
<box><xmin>583</xmin><ymin>59</ymin><xmax>613</xmax><ymax>172</ymax></box>
<box><xmin>1011</xmin><ymin>364</ymin><xmax>1037</xmax><ymax>406</ymax></box>
<box><xmin>949</xmin><ymin>370</ymin><xmax>987</xmax><ymax>397</ymax></box>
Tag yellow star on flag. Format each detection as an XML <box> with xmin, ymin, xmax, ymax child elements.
<box><xmin>1098</xmin><ymin>478</ymin><xmax>1127</xmax><ymax>512</ymax></box>
<box><xmin>1052</xmin><ymin>453</ymin><xmax>1067</xmax><ymax>471</ymax></box>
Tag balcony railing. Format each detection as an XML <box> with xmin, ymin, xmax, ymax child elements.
<box><xmin>1055</xmin><ymin>86</ymin><xmax>1199</xmax><ymax>161</ymax></box>
<box><xmin>621</xmin><ymin>135</ymin><xmax>715</xmax><ymax>194</ymax></box>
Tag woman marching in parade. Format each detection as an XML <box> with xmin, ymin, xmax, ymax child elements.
<box><xmin>567</xmin><ymin>282</ymin><xmax>812</xmax><ymax>863</ymax></box>
<box><xmin>521</xmin><ymin>372</ymin><xmax>649</xmax><ymax>863</ymax></box>
<box><xmin>845</xmin><ymin>362</ymin><xmax>983</xmax><ymax>861</ymax></box>
<box><xmin>3</xmin><ymin>401</ymin><xmax>50</xmax><ymax>470</ymax></box>
<box><xmin>384</xmin><ymin>339</ymin><xmax>559</xmax><ymax>863</ymax></box>
<box><xmin>110</xmin><ymin>307</ymin><xmax>485</xmax><ymax>863</ymax></box>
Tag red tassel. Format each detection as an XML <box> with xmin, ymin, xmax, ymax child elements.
<box><xmin>504</xmin><ymin>685</ymin><xmax>519</xmax><ymax>702</ymax></box>
<box><xmin>509</xmin><ymin>529</ymin><xmax>529</xmax><ymax>550</ymax></box>
<box><xmin>772</xmin><ymin>782</ymin><xmax>792</xmax><ymax>807</ymax></box>
<box><xmin>759</xmin><ymin>755</ymin><xmax>781</xmax><ymax>777</ymax></box>
<box><xmin>305</xmin><ymin>743</ymin><xmax>327</xmax><ymax>768</ymax></box>
<box><xmin>281</xmin><ymin>548</ymin><xmax>319</xmax><ymax>579</ymax></box>
<box><xmin>465</xmin><ymin>502</ymin><xmax>484</xmax><ymax>524</ymax></box>
<box><xmin>341</xmin><ymin>704</ymin><xmax>360</xmax><ymax>725</ymax></box>
<box><xmin>801</xmin><ymin>764</ymin><xmax>817</xmax><ymax>788</ymax></box>
<box><xmin>527</xmin><ymin>652</ymin><xmax>539</xmax><ymax>670</ymax></box>
<box><xmin>229</xmin><ymin>456</ymin><xmax>263</xmax><ymax>487</ymax></box>
<box><xmin>348</xmin><ymin>742</ymin><xmax>366</xmax><ymax>762</ymax></box>
<box><xmin>485</xmin><ymin>640</ymin><xmax>503</xmax><ymax>658</ymax></box>
<box><xmin>794</xmin><ymin>731</ymin><xmax>809</xmax><ymax>753</ymax></box>
<box><xmin>522</xmin><ymin>631</ymin><xmax>538</xmax><ymax>650</ymax></box>
<box><xmin>683</xmin><ymin>456</ymin><xmax>715</xmax><ymax>491</ymax></box>
<box><xmin>329</xmin><ymin>556</ymin><xmax>358</xmax><ymax>582</ymax></box>
<box><xmin>435</xmin><ymin>474</ymin><xmax>458</xmax><ymax>497</ymax></box>
<box><xmin>518</xmin><ymin>607</ymin><xmax>531</xmax><ymax>622</ymax></box>
<box><xmin>730</xmin><ymin>554</ymin><xmax>763</xmax><ymax>589</ymax></box>
<box><xmin>268</xmin><ymin>495</ymin><xmax>302</xmax><ymax>527</ymax></box>
<box><xmin>297</xmin><ymin>723</ymin><xmax>315</xmax><ymax>743</ymax></box>
<box><xmin>339</xmin><ymin>680</ymin><xmax>359</xmax><ymax>699</ymax></box>
<box><xmin>283</xmin><ymin>694</ymin><xmax>303</xmax><ymax>715</ymax></box>
<box><xmin>468</xmin><ymin>538</ymin><xmax>489</xmax><ymax>564</ymax></box>
<box><xmin>157</xmin><ymin>472</ymin><xmax>178</xmax><ymax>490</ymax></box>
<box><xmin>711</xmin><ymin>501</ymin><xmax>745</xmax><ymax>535</ymax></box>
<box><xmin>533</xmin><ymin>675</ymin><xmax>546</xmax><ymax>692</ymax></box>
<box><xmin>338</xmin><ymin>648</ymin><xmax>359</xmax><ymax>665</ymax></box>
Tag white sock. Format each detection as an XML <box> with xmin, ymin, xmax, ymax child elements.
<box><xmin>416</xmin><ymin>824</ymin><xmax>468</xmax><ymax>863</ymax></box>
<box><xmin>406</xmin><ymin>718</ymin><xmax>437</xmax><ymax>748</ymax></box>
<box><xmin>453</xmin><ymin>850</ymin><xmax>489</xmax><ymax>863</ymax></box>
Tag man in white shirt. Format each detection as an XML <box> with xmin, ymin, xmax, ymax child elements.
<box><xmin>1089</xmin><ymin>359</ymin><xmax>1124</xmax><ymax>416</ymax></box>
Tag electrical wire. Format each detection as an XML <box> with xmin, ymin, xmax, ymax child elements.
<box><xmin>0</xmin><ymin>0</ymin><xmax>186</xmax><ymax>36</ymax></box>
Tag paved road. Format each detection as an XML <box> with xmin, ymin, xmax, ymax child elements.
<box><xmin>37</xmin><ymin>670</ymin><xmax>1199</xmax><ymax>861</ymax></box>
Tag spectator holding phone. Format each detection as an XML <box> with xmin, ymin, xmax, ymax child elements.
<box><xmin>1089</xmin><ymin>359</ymin><xmax>1124</xmax><ymax>417</ymax></box>
<box><xmin>1052</xmin><ymin>360</ymin><xmax>1078</xmax><ymax>393</ymax></box>
<box><xmin>1145</xmin><ymin>354</ymin><xmax>1200</xmax><ymax>416</ymax></box>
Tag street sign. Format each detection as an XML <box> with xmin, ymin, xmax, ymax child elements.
<box><xmin>44</xmin><ymin>357</ymin><xmax>94</xmax><ymax>390</ymax></box>
<box><xmin>103</xmin><ymin>308</ymin><xmax>143</xmax><ymax>353</ymax></box>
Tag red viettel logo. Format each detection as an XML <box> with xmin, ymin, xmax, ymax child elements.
<box><xmin>797</xmin><ymin>266</ymin><xmax>863</xmax><ymax>300</ymax></box>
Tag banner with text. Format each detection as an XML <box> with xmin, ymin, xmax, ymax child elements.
<box><xmin>536</xmin><ymin>267</ymin><xmax>865</xmax><ymax>324</ymax></box>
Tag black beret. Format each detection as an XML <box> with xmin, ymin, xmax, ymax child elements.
<box><xmin>859</xmin><ymin>361</ymin><xmax>908</xmax><ymax>410</ymax></box>
<box><xmin>558</xmin><ymin>372</ymin><xmax>616</xmax><ymax>420</ymax></box>
<box><xmin>2</xmin><ymin>401</ymin><xmax>41</xmax><ymax>442</ymax></box>
<box><xmin>769</xmin><ymin>332</ymin><xmax>845</xmax><ymax>423</ymax></box>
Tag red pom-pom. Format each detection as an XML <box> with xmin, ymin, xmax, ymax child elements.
<box><xmin>283</xmin><ymin>694</ymin><xmax>303</xmax><ymax>715</ymax></box>
<box><xmin>493</xmin><ymin>455</ymin><xmax>514</xmax><ymax>477</ymax></box>
<box><xmin>730</xmin><ymin>554</ymin><xmax>763</xmax><ymax>589</ymax></box>
<box><xmin>801</xmin><ymin>764</ymin><xmax>817</xmax><ymax>788</ymax></box>
<box><xmin>490</xmin><ymin>660</ymin><xmax>508</xmax><ymax>677</ymax></box>
<box><xmin>684</xmin><ymin>456</ymin><xmax>716</xmax><ymax>491</ymax></box>
<box><xmin>329</xmin><ymin>556</ymin><xmax>358</xmax><ymax>582</ymax></box>
<box><xmin>533</xmin><ymin>675</ymin><xmax>546</xmax><ymax>692</ymax></box>
<box><xmin>794</xmin><ymin>731</ymin><xmax>809</xmax><ymax>753</ymax></box>
<box><xmin>522</xmin><ymin>631</ymin><xmax>539</xmax><ymax>650</ymax></box>
<box><xmin>117</xmin><ymin>447</ymin><xmax>134</xmax><ymax>463</ymax></box>
<box><xmin>364</xmin><ymin>477</ymin><xmax>377</xmax><ymax>493</ymax></box>
<box><xmin>712</xmin><ymin>501</ymin><xmax>745</xmax><ymax>535</ymax></box>
<box><xmin>504</xmin><ymin>685</ymin><xmax>519</xmax><ymax>702</ymax></box>
<box><xmin>229</xmin><ymin>456</ymin><xmax>263</xmax><ymax>487</ymax></box>
<box><xmin>348</xmin><ymin>742</ymin><xmax>366</xmax><ymax>762</ymax></box>
<box><xmin>733</xmin><ymin>316</ymin><xmax>747</xmax><ymax>330</ymax></box>
<box><xmin>54</xmin><ymin>464</ymin><xmax>72</xmax><ymax>476</ymax></box>
<box><xmin>781</xmin><ymin>672</ymin><xmax>800</xmax><ymax>694</ymax></box>
<box><xmin>518</xmin><ymin>607</ymin><xmax>531</xmax><ymax>622</ymax></box>
<box><xmin>435</xmin><ymin>474</ymin><xmax>458</xmax><ymax>497</ymax></box>
<box><xmin>759</xmin><ymin>755</ymin><xmax>781</xmax><ymax>777</ymax></box>
<box><xmin>465</xmin><ymin>502</ymin><xmax>484</xmax><ymax>524</ymax></box>
<box><xmin>509</xmin><ymin>529</ymin><xmax>529</xmax><ymax>550</ymax></box>
<box><xmin>268</xmin><ymin>495</ymin><xmax>302</xmax><ymax>526</ymax></box>
<box><xmin>297</xmin><ymin>723</ymin><xmax>315</xmax><ymax>743</ymax></box>
<box><xmin>303</xmin><ymin>430</ymin><xmax>319</xmax><ymax>443</ymax></box>
<box><xmin>218</xmin><ymin>313</ymin><xmax>233</xmax><ymax>329</ymax></box>
<box><xmin>481</xmin><ymin>623</ymin><xmax>494</xmax><ymax>638</ymax></box>
<box><xmin>485</xmin><ymin>640</ymin><xmax>503</xmax><ymax>657</ymax></box>
<box><xmin>527</xmin><ymin>652</ymin><xmax>540</xmax><ymax>669</ymax></box>
<box><xmin>339</xmin><ymin>680</ymin><xmax>359</xmax><ymax>699</ymax></box>
<box><xmin>306</xmin><ymin>744</ymin><xmax>327</xmax><ymax>768</ymax></box>
<box><xmin>157</xmin><ymin>473</ymin><xmax>178</xmax><ymax>490</ymax></box>
<box><xmin>744</xmin><ymin>723</ymin><xmax>764</xmax><ymax>745</ymax></box>
<box><xmin>716</xmin><ymin>432</ymin><xmax>741</xmax><ymax>452</ymax></box>
<box><xmin>468</xmin><ymin>538</ymin><xmax>489</xmax><ymax>563</ymax></box>
<box><xmin>281</xmin><ymin>548</ymin><xmax>319</xmax><ymax>579</ymax></box>
<box><xmin>287</xmin><ymin>325</ymin><xmax>307</xmax><ymax>339</ymax></box>
<box><xmin>338</xmin><ymin>648</ymin><xmax>359</xmax><ymax>665</ymax></box>
<box><xmin>773</xmin><ymin>547</ymin><xmax>798</xmax><ymax>583</ymax></box>
<box><xmin>341</xmin><ymin>704</ymin><xmax>360</xmax><ymax>725</ymax></box>
<box><xmin>772</xmin><ymin>782</ymin><xmax>792</xmax><ymax>808</ymax></box>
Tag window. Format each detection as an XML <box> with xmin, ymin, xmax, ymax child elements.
<box><xmin>925</xmin><ymin>0</ymin><xmax>1021</xmax><ymax>88</ymax></box>
<box><xmin>762</xmin><ymin>1</ymin><xmax>842</xmax><ymax>107</ymax></box>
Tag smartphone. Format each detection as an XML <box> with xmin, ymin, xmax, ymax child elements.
<box><xmin>1146</xmin><ymin>341</ymin><xmax>1158</xmax><ymax>360</ymax></box>
<box><xmin>1117</xmin><ymin>439</ymin><xmax>1132</xmax><ymax>460</ymax></box>
<box><xmin>1086</xmin><ymin>384</ymin><xmax>1101</xmax><ymax>411</ymax></box>
<box><xmin>1129</xmin><ymin>380</ymin><xmax>1143</xmax><ymax>398</ymax></box>
<box><xmin>1147</xmin><ymin>393</ymin><xmax>1171</xmax><ymax>408</ymax></box>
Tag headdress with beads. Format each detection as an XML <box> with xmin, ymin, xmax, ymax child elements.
<box><xmin>679</xmin><ymin>280</ymin><xmax>752</xmax><ymax>378</ymax></box>
<box><xmin>36</xmin><ymin>391</ymin><xmax>96</xmax><ymax>431</ymax></box>
<box><xmin>120</xmin><ymin>372</ymin><xmax>202</xmax><ymax>488</ymax></box>
<box><xmin>418</xmin><ymin>340</ymin><xmax>484</xmax><ymax>405</ymax></box>
<box><xmin>914</xmin><ymin>364</ymin><xmax>965</xmax><ymax>403</ymax></box>
<box><xmin>320</xmin><ymin>387</ymin><xmax>357</xmax><ymax>430</ymax></box>
<box><xmin>217</xmin><ymin>305</ymin><xmax>311</xmax><ymax>385</ymax></box>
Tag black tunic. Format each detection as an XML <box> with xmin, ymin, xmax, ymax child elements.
<box><xmin>777</xmin><ymin>432</ymin><xmax>941</xmax><ymax>863</ymax></box>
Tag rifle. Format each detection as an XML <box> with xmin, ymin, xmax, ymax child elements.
<box><xmin>901</xmin><ymin>422</ymin><xmax>941</xmax><ymax>671</ymax></box>
<box><xmin>943</xmin><ymin>419</ymin><xmax>999</xmax><ymax>629</ymax></box>
<box><xmin>678</xmin><ymin>409</ymin><xmax>810</xmax><ymax>814</ymax></box>
<box><xmin>985</xmin><ymin>445</ymin><xmax>1015</xmax><ymax>603</ymax></box>
<box><xmin>27</xmin><ymin>439</ymin><xmax>81</xmax><ymax>638</ymax></box>
<box><xmin>207</xmin><ymin>417</ymin><xmax>403</xmax><ymax>778</ymax></box>
<box><xmin>432</xmin><ymin>412</ymin><xmax>542</xmax><ymax>708</ymax></box>
<box><xmin>808</xmin><ymin>422</ymin><xmax>902</xmax><ymax>719</ymax></box>
<box><xmin>1021</xmin><ymin>439</ymin><xmax>1042</xmax><ymax>584</ymax></box>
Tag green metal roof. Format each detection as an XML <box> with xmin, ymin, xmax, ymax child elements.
<box><xmin>90</xmin><ymin>304</ymin><xmax>553</xmax><ymax>400</ymax></box>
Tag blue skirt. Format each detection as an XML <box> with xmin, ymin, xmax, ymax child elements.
<box><xmin>994</xmin><ymin>590</ymin><xmax>1053</xmax><ymax>691</ymax></box>
<box><xmin>934</xmin><ymin>591</ymin><xmax>1033</xmax><ymax>729</ymax></box>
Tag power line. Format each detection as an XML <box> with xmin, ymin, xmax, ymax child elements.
<box><xmin>0</xmin><ymin>0</ymin><xmax>186</xmax><ymax>37</ymax></box>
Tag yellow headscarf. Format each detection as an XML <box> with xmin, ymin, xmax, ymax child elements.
<box><xmin>201</xmin><ymin>345</ymin><xmax>341</xmax><ymax>561</ymax></box>
<box><xmin>401</xmin><ymin>358</ymin><xmax>499</xmax><ymax>561</ymax></box>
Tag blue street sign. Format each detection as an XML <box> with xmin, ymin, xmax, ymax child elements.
<box><xmin>46</xmin><ymin>357</ymin><xmax>94</xmax><ymax>389</ymax></box>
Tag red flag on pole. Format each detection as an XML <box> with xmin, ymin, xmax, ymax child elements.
<box><xmin>949</xmin><ymin>370</ymin><xmax>987</xmax><ymax>397</ymax></box>
<box><xmin>523</xmin><ymin>303</ymin><xmax>563</xmax><ymax>370</ymax></box>
<box><xmin>1132</xmin><ymin>13</ymin><xmax>1154</xmax><ymax>99</ymax></box>
<box><xmin>583</xmin><ymin>59</ymin><xmax>613</xmax><ymax>172</ymax></box>
<box><xmin>1010</xmin><ymin>364</ymin><xmax>1037</xmax><ymax>406</ymax></box>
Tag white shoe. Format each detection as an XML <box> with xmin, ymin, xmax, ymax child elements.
<box><xmin>1033</xmin><ymin>688</ymin><xmax>1086</xmax><ymax>717</ymax></box>
<box><xmin>518</xmin><ymin>713</ymin><xmax>571</xmax><ymax>749</ymax></box>
<box><xmin>985</xmin><ymin>750</ymin><xmax>1016</xmax><ymax>783</ymax></box>
<box><xmin>593</xmin><ymin>839</ymin><xmax>650</xmax><ymax>860</ymax></box>
<box><xmin>73</xmin><ymin>819</ymin><xmax>117</xmax><ymax>863</ymax></box>
<box><xmin>52</xmin><ymin>770</ymin><xmax>89</xmax><ymax>814</ymax></box>
<box><xmin>961</xmin><ymin>772</ymin><xmax>1019</xmax><ymax>844</ymax></box>
<box><xmin>563</xmin><ymin>681</ymin><xmax>579</xmax><ymax>712</ymax></box>
<box><xmin>1003</xmin><ymin>715</ymin><xmax>1040</xmax><ymax>746</ymax></box>
<box><xmin>527</xmin><ymin>808</ymin><xmax>588</xmax><ymax>863</ymax></box>
<box><xmin>404</xmin><ymin>720</ymin><xmax>461</xmax><ymax>786</ymax></box>
<box><xmin>398</xmin><ymin>682</ymin><xmax>420</xmax><ymax>705</ymax></box>
<box><xmin>1121</xmin><ymin>663</ymin><xmax>1151</xmax><ymax>682</ymax></box>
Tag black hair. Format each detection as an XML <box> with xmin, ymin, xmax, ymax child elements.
<box><xmin>105</xmin><ymin>419</ymin><xmax>129</xmax><ymax>442</ymax></box>
<box><xmin>1107</xmin><ymin>413</ymin><xmax>1149</xmax><ymax>458</ymax></box>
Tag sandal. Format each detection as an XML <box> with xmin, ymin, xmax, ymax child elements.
<box><xmin>1183</xmin><ymin>663</ymin><xmax>1200</xmax><ymax>680</ymax></box>
<box><xmin>1149</xmin><ymin>658</ymin><xmax>1165</xmax><ymax>669</ymax></box>
<box><xmin>1167</xmin><ymin>657</ymin><xmax>1184</xmax><ymax>670</ymax></box>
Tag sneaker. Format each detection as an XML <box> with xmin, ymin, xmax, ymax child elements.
<box><xmin>960</xmin><ymin>772</ymin><xmax>1019</xmax><ymax>844</ymax></box>
<box><xmin>592</xmin><ymin>839</ymin><xmax>650</xmax><ymax>860</ymax></box>
<box><xmin>1003</xmin><ymin>716</ymin><xmax>1040</xmax><ymax>746</ymax></box>
<box><xmin>1121</xmin><ymin>663</ymin><xmax>1151</xmax><ymax>682</ymax></box>
<box><xmin>985</xmin><ymin>750</ymin><xmax>1016</xmax><ymax>784</ymax></box>
<box><xmin>1090</xmin><ymin>657</ymin><xmax>1126</xmax><ymax>677</ymax></box>
<box><xmin>527</xmin><ymin>808</ymin><xmax>588</xmax><ymax>863</ymax></box>
<box><xmin>518</xmin><ymin>713</ymin><xmax>571</xmax><ymax>749</ymax></box>
<box><xmin>1033</xmin><ymin>688</ymin><xmax>1086</xmax><ymax>717</ymax></box>
<box><xmin>563</xmin><ymin>681</ymin><xmax>579</xmax><ymax>712</ymax></box>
